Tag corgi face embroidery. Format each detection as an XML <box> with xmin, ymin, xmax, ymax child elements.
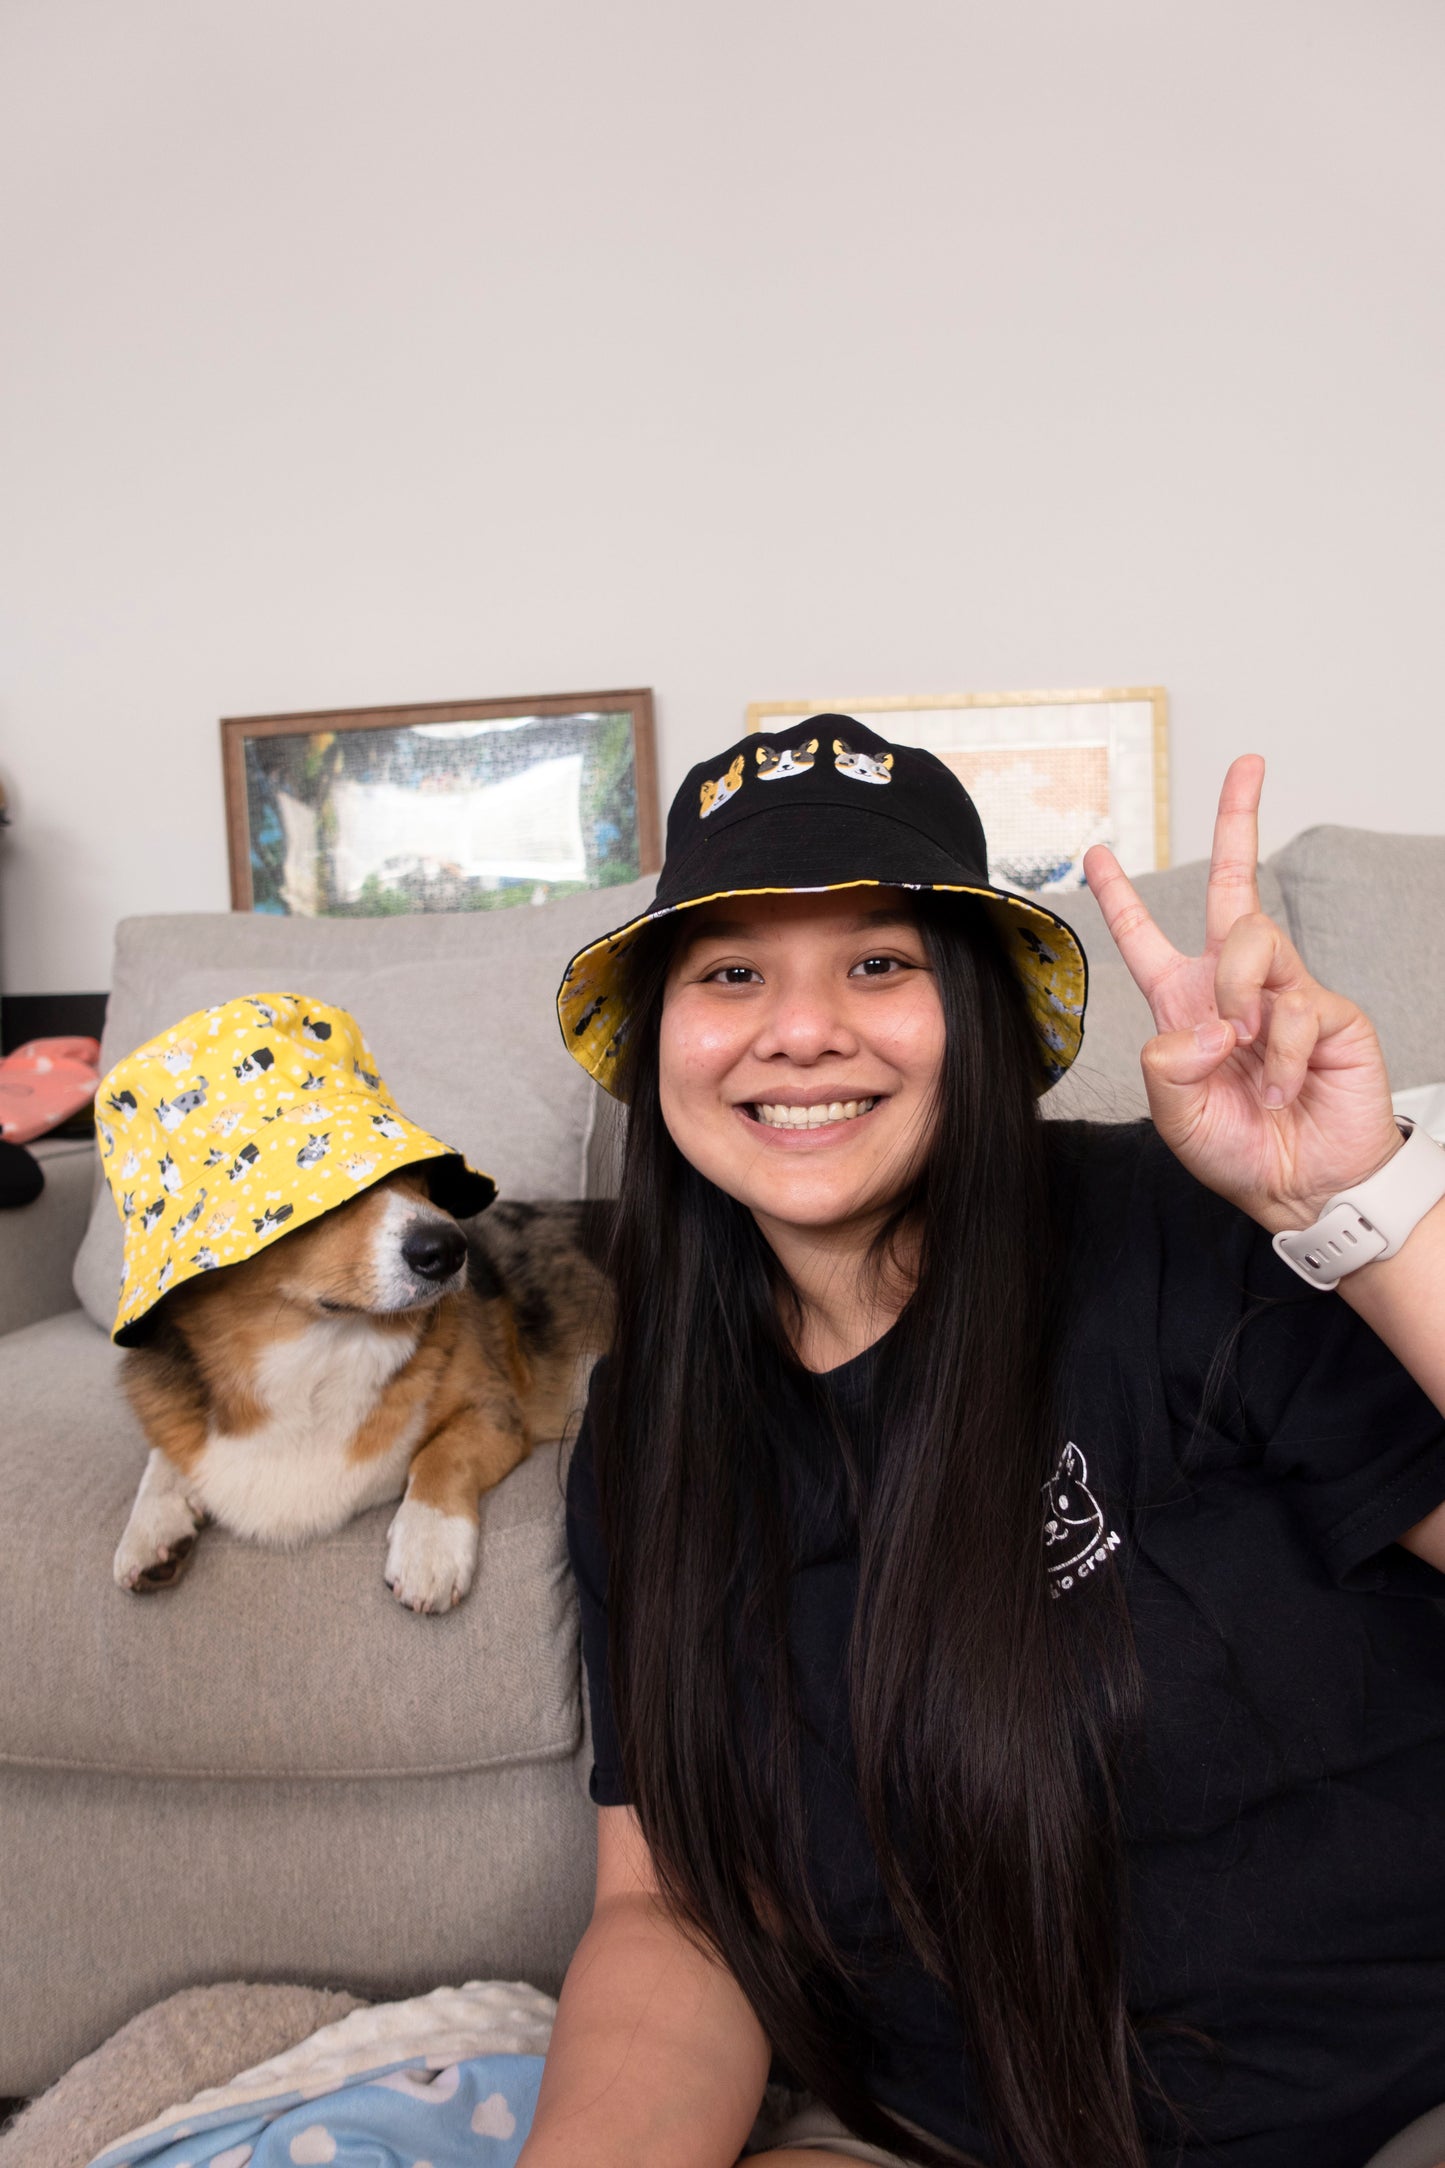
<box><xmin>832</xmin><ymin>740</ymin><xmax>893</xmax><ymax>786</ymax></box>
<box><xmin>754</xmin><ymin>738</ymin><xmax>818</xmax><ymax>781</ymax></box>
<box><xmin>699</xmin><ymin>754</ymin><xmax>745</xmax><ymax>818</ymax></box>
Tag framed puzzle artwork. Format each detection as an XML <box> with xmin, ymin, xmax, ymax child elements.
<box><xmin>745</xmin><ymin>688</ymin><xmax>1169</xmax><ymax>893</ymax></box>
<box><xmin>222</xmin><ymin>689</ymin><xmax>660</xmax><ymax>917</ymax></box>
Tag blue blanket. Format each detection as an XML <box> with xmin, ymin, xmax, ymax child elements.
<box><xmin>88</xmin><ymin>2052</ymin><xmax>544</xmax><ymax>2168</ymax></box>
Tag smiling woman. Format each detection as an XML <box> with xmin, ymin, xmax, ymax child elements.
<box><xmin>522</xmin><ymin>717</ymin><xmax>1445</xmax><ymax>2168</ymax></box>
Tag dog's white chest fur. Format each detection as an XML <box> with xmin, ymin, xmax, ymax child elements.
<box><xmin>194</xmin><ymin>1317</ymin><xmax>425</xmax><ymax>1544</ymax></box>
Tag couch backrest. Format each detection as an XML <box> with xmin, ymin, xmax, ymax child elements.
<box><xmin>73</xmin><ymin>825</ymin><xmax>1445</xmax><ymax>1330</ymax></box>
<box><xmin>1268</xmin><ymin>825</ymin><xmax>1445</xmax><ymax>1093</ymax></box>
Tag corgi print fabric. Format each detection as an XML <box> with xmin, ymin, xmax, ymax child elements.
<box><xmin>96</xmin><ymin>992</ymin><xmax>492</xmax><ymax>1343</ymax></box>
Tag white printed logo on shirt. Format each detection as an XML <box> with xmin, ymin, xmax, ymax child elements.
<box><xmin>1042</xmin><ymin>1441</ymin><xmax>1121</xmax><ymax>1599</ymax></box>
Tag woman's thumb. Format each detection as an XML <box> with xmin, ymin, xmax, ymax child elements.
<box><xmin>1139</xmin><ymin>1018</ymin><xmax>1236</xmax><ymax>1138</ymax></box>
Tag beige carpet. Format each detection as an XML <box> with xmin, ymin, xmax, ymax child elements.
<box><xmin>0</xmin><ymin>1981</ymin><xmax>368</xmax><ymax>2168</ymax></box>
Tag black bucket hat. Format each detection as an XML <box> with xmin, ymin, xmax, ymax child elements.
<box><xmin>556</xmin><ymin>714</ymin><xmax>1089</xmax><ymax>1099</ymax></box>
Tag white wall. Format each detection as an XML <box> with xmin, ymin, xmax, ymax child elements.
<box><xmin>2</xmin><ymin>0</ymin><xmax>1442</xmax><ymax>992</ymax></box>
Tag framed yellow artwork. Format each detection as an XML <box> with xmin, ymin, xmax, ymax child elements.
<box><xmin>745</xmin><ymin>688</ymin><xmax>1169</xmax><ymax>894</ymax></box>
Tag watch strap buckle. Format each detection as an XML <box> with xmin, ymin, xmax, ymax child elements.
<box><xmin>1272</xmin><ymin>1201</ymin><xmax>1390</xmax><ymax>1288</ymax></box>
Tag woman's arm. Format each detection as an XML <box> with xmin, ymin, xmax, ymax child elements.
<box><xmin>517</xmin><ymin>1803</ymin><xmax>774</xmax><ymax>2168</ymax></box>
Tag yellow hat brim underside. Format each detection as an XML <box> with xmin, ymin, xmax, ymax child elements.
<box><xmin>555</xmin><ymin>879</ymin><xmax>1088</xmax><ymax>1100</ymax></box>
<box><xmin>108</xmin><ymin>1114</ymin><xmax>482</xmax><ymax>1345</ymax></box>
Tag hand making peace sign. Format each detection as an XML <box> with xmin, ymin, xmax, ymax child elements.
<box><xmin>1082</xmin><ymin>755</ymin><xmax>1405</xmax><ymax>1236</ymax></box>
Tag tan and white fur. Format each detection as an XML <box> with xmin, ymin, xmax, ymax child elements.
<box><xmin>112</xmin><ymin>1172</ymin><xmax>612</xmax><ymax>1612</ymax></box>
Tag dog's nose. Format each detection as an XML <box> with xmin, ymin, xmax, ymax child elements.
<box><xmin>401</xmin><ymin>1220</ymin><xmax>467</xmax><ymax>1282</ymax></box>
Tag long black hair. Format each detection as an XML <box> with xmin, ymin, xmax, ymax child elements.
<box><xmin>588</xmin><ymin>888</ymin><xmax>1149</xmax><ymax>2168</ymax></box>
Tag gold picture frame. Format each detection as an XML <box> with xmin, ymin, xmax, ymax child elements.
<box><xmin>745</xmin><ymin>687</ymin><xmax>1169</xmax><ymax>893</ymax></box>
<box><xmin>222</xmin><ymin>688</ymin><xmax>661</xmax><ymax>918</ymax></box>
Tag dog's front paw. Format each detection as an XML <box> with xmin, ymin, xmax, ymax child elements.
<box><xmin>113</xmin><ymin>1502</ymin><xmax>203</xmax><ymax>1593</ymax></box>
<box><xmin>384</xmin><ymin>1499</ymin><xmax>478</xmax><ymax>1614</ymax></box>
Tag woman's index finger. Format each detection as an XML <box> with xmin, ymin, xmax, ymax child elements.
<box><xmin>1204</xmin><ymin>754</ymin><xmax>1265</xmax><ymax>951</ymax></box>
<box><xmin>1081</xmin><ymin>843</ymin><xmax>1181</xmax><ymax>1005</ymax></box>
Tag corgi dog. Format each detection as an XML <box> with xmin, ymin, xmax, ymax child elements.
<box><xmin>112</xmin><ymin>1172</ymin><xmax>613</xmax><ymax>1613</ymax></box>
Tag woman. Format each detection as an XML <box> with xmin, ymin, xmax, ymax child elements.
<box><xmin>521</xmin><ymin>717</ymin><xmax>1445</xmax><ymax>2168</ymax></box>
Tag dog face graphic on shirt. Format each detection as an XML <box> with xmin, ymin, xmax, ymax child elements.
<box><xmin>1042</xmin><ymin>1442</ymin><xmax>1121</xmax><ymax>1596</ymax></box>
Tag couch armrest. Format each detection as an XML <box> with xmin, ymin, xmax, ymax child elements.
<box><xmin>0</xmin><ymin>1138</ymin><xmax>93</xmax><ymax>1336</ymax></box>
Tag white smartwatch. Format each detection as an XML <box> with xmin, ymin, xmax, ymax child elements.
<box><xmin>1271</xmin><ymin>1115</ymin><xmax>1445</xmax><ymax>1289</ymax></box>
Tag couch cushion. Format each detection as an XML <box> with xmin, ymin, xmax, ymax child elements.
<box><xmin>1269</xmin><ymin>826</ymin><xmax>1445</xmax><ymax>1092</ymax></box>
<box><xmin>1025</xmin><ymin>855</ymin><xmax>1290</xmax><ymax>1124</ymax></box>
<box><xmin>73</xmin><ymin>879</ymin><xmax>654</xmax><ymax>1330</ymax></box>
<box><xmin>0</xmin><ymin>1310</ymin><xmax>583</xmax><ymax>1781</ymax></box>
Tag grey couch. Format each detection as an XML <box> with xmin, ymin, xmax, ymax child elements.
<box><xmin>2</xmin><ymin>826</ymin><xmax>1443</xmax><ymax>2100</ymax></box>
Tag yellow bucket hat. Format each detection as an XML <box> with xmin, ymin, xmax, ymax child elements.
<box><xmin>96</xmin><ymin>991</ymin><xmax>495</xmax><ymax>1345</ymax></box>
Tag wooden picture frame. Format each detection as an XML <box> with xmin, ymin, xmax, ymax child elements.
<box><xmin>222</xmin><ymin>688</ymin><xmax>660</xmax><ymax>917</ymax></box>
<box><xmin>746</xmin><ymin>687</ymin><xmax>1169</xmax><ymax>891</ymax></box>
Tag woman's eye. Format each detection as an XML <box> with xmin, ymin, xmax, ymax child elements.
<box><xmin>851</xmin><ymin>954</ymin><xmax>909</xmax><ymax>977</ymax></box>
<box><xmin>706</xmin><ymin>964</ymin><xmax>760</xmax><ymax>985</ymax></box>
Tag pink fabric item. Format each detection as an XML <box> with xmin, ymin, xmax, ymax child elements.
<box><xmin>0</xmin><ymin>1036</ymin><xmax>101</xmax><ymax>1143</ymax></box>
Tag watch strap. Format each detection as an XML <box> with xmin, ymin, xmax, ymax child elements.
<box><xmin>1272</xmin><ymin>1116</ymin><xmax>1445</xmax><ymax>1289</ymax></box>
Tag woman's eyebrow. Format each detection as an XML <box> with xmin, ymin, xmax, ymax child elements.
<box><xmin>678</xmin><ymin>905</ymin><xmax>917</xmax><ymax>951</ymax></box>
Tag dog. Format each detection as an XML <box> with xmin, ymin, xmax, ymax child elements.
<box><xmin>112</xmin><ymin>1172</ymin><xmax>612</xmax><ymax>1613</ymax></box>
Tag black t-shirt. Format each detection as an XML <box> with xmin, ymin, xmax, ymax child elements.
<box><xmin>565</xmin><ymin>1118</ymin><xmax>1445</xmax><ymax>2168</ymax></box>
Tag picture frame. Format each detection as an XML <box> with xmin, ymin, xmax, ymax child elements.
<box><xmin>745</xmin><ymin>688</ymin><xmax>1169</xmax><ymax>893</ymax></box>
<box><xmin>222</xmin><ymin>688</ymin><xmax>660</xmax><ymax>917</ymax></box>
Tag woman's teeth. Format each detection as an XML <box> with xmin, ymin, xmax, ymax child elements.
<box><xmin>752</xmin><ymin>1098</ymin><xmax>877</xmax><ymax>1129</ymax></box>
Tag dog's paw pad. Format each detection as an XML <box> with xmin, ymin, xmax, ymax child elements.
<box><xmin>115</xmin><ymin>1524</ymin><xmax>200</xmax><ymax>1593</ymax></box>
